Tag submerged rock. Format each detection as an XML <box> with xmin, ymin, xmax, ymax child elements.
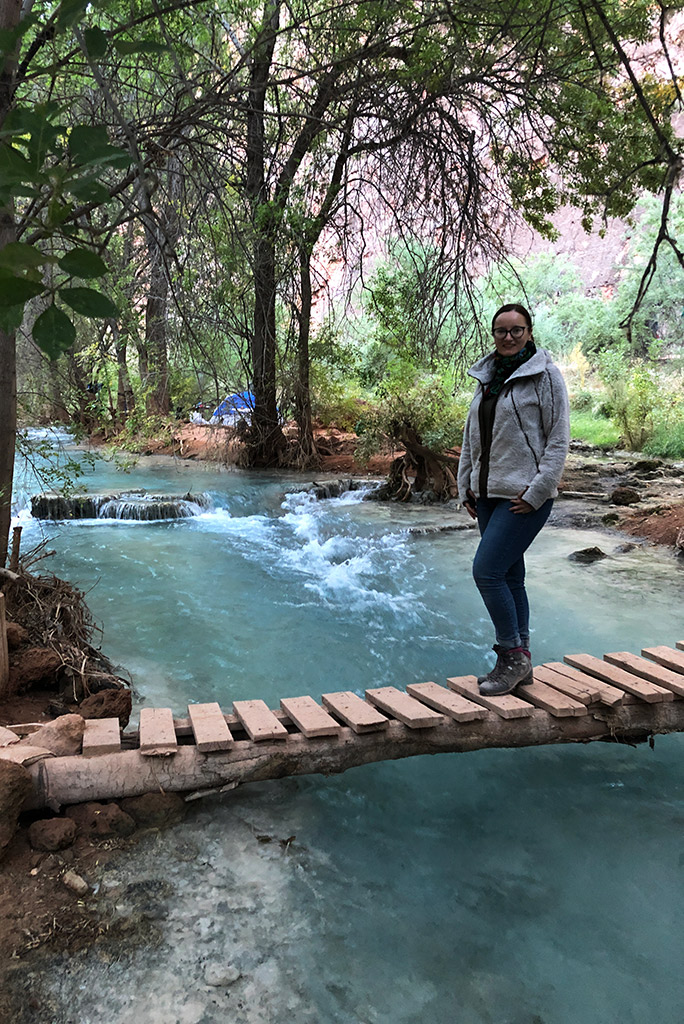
<box><xmin>568</xmin><ymin>546</ymin><xmax>607</xmax><ymax>564</ymax></box>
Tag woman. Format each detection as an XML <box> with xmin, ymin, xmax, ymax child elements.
<box><xmin>457</xmin><ymin>303</ymin><xmax>570</xmax><ymax>695</ymax></box>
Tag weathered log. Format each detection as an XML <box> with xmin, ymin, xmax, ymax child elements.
<box><xmin>25</xmin><ymin>700</ymin><xmax>684</xmax><ymax>810</ymax></box>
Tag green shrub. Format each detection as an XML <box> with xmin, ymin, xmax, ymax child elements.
<box><xmin>569</xmin><ymin>411</ymin><xmax>621</xmax><ymax>447</ymax></box>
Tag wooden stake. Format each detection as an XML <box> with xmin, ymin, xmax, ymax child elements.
<box><xmin>0</xmin><ymin>593</ymin><xmax>9</xmax><ymax>698</ymax></box>
<box><xmin>9</xmin><ymin>527</ymin><xmax>21</xmax><ymax>574</ymax></box>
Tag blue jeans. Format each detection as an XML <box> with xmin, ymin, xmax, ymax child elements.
<box><xmin>473</xmin><ymin>497</ymin><xmax>553</xmax><ymax>650</ymax></box>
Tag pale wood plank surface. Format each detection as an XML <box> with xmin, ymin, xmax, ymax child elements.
<box><xmin>139</xmin><ymin>707</ymin><xmax>178</xmax><ymax>756</ymax></box>
<box><xmin>447</xmin><ymin>675</ymin><xmax>534</xmax><ymax>719</ymax></box>
<box><xmin>321</xmin><ymin>691</ymin><xmax>389</xmax><ymax>733</ymax></box>
<box><xmin>564</xmin><ymin>653</ymin><xmax>673</xmax><ymax>703</ymax></box>
<box><xmin>642</xmin><ymin>645</ymin><xmax>684</xmax><ymax>676</ymax></box>
<box><xmin>533</xmin><ymin>665</ymin><xmax>598</xmax><ymax>704</ymax></box>
<box><xmin>365</xmin><ymin>687</ymin><xmax>445</xmax><ymax>728</ymax></box>
<box><xmin>82</xmin><ymin>718</ymin><xmax>121</xmax><ymax>757</ymax></box>
<box><xmin>546</xmin><ymin>661</ymin><xmax>624</xmax><ymax>706</ymax></box>
<box><xmin>233</xmin><ymin>699</ymin><xmax>288</xmax><ymax>742</ymax></box>
<box><xmin>406</xmin><ymin>682</ymin><xmax>489</xmax><ymax>722</ymax></box>
<box><xmin>515</xmin><ymin>679</ymin><xmax>587</xmax><ymax>717</ymax></box>
<box><xmin>188</xmin><ymin>702</ymin><xmax>234</xmax><ymax>751</ymax></box>
<box><xmin>604</xmin><ymin>652</ymin><xmax>684</xmax><ymax>698</ymax></box>
<box><xmin>280</xmin><ymin>696</ymin><xmax>342</xmax><ymax>738</ymax></box>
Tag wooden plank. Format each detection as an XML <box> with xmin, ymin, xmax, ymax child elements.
<box><xmin>321</xmin><ymin>691</ymin><xmax>389</xmax><ymax>733</ymax></box>
<box><xmin>533</xmin><ymin>665</ymin><xmax>598</xmax><ymax>704</ymax></box>
<box><xmin>188</xmin><ymin>702</ymin><xmax>234</xmax><ymax>752</ymax></box>
<box><xmin>545</xmin><ymin>661</ymin><xmax>624</xmax><ymax>707</ymax></box>
<box><xmin>604</xmin><ymin>652</ymin><xmax>684</xmax><ymax>699</ymax></box>
<box><xmin>514</xmin><ymin>679</ymin><xmax>587</xmax><ymax>717</ymax></box>
<box><xmin>365</xmin><ymin>687</ymin><xmax>445</xmax><ymax>728</ymax></box>
<box><xmin>139</xmin><ymin>707</ymin><xmax>178</xmax><ymax>756</ymax></box>
<box><xmin>676</xmin><ymin>641</ymin><xmax>684</xmax><ymax>652</ymax></box>
<box><xmin>564</xmin><ymin>653</ymin><xmax>673</xmax><ymax>704</ymax></box>
<box><xmin>642</xmin><ymin>645</ymin><xmax>684</xmax><ymax>676</ymax></box>
<box><xmin>82</xmin><ymin>718</ymin><xmax>121</xmax><ymax>757</ymax></box>
<box><xmin>280</xmin><ymin>696</ymin><xmax>342</xmax><ymax>738</ymax></box>
<box><xmin>406</xmin><ymin>681</ymin><xmax>489</xmax><ymax>722</ymax></box>
<box><xmin>446</xmin><ymin>675</ymin><xmax>534</xmax><ymax>719</ymax></box>
<box><xmin>232</xmin><ymin>699</ymin><xmax>288</xmax><ymax>742</ymax></box>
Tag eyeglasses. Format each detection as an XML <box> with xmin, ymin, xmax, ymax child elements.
<box><xmin>492</xmin><ymin>325</ymin><xmax>527</xmax><ymax>340</ymax></box>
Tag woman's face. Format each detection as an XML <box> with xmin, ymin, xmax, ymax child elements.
<box><xmin>492</xmin><ymin>310</ymin><xmax>531</xmax><ymax>357</ymax></box>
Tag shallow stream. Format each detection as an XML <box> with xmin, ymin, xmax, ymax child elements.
<box><xmin>10</xmin><ymin>432</ymin><xmax>684</xmax><ymax>1023</ymax></box>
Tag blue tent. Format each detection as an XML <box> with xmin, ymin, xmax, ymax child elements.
<box><xmin>212</xmin><ymin>391</ymin><xmax>254</xmax><ymax>419</ymax></box>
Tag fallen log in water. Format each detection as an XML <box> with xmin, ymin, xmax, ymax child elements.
<box><xmin>25</xmin><ymin>700</ymin><xmax>684</xmax><ymax>810</ymax></box>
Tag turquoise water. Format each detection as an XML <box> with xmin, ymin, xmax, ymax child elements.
<box><xmin>12</xmin><ymin>432</ymin><xmax>684</xmax><ymax>1023</ymax></box>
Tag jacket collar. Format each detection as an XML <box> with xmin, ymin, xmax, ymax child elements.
<box><xmin>468</xmin><ymin>348</ymin><xmax>549</xmax><ymax>385</ymax></box>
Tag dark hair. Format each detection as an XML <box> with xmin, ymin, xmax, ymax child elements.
<box><xmin>491</xmin><ymin>303</ymin><xmax>532</xmax><ymax>332</ymax></box>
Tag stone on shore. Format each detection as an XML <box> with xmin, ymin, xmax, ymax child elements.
<box><xmin>28</xmin><ymin>817</ymin><xmax>77</xmax><ymax>852</ymax></box>
<box><xmin>18</xmin><ymin>714</ymin><xmax>85</xmax><ymax>756</ymax></box>
<box><xmin>65</xmin><ymin>801</ymin><xmax>136</xmax><ymax>838</ymax></box>
<box><xmin>119</xmin><ymin>792</ymin><xmax>187</xmax><ymax>828</ymax></box>
<box><xmin>0</xmin><ymin>760</ymin><xmax>33</xmax><ymax>859</ymax></box>
<box><xmin>79</xmin><ymin>688</ymin><xmax>132</xmax><ymax>728</ymax></box>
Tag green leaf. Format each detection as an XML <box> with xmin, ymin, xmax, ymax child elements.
<box><xmin>58</xmin><ymin>248</ymin><xmax>107</xmax><ymax>279</ymax></box>
<box><xmin>114</xmin><ymin>38</ymin><xmax>169</xmax><ymax>55</ymax></box>
<box><xmin>83</xmin><ymin>26</ymin><xmax>108</xmax><ymax>59</ymax></box>
<box><xmin>57</xmin><ymin>0</ymin><xmax>89</xmax><ymax>30</ymax></box>
<box><xmin>59</xmin><ymin>286</ymin><xmax>118</xmax><ymax>318</ymax></box>
<box><xmin>0</xmin><ymin>304</ymin><xmax>24</xmax><ymax>333</ymax></box>
<box><xmin>66</xmin><ymin>176</ymin><xmax>111</xmax><ymax>204</ymax></box>
<box><xmin>68</xmin><ymin>125</ymin><xmax>129</xmax><ymax>169</ymax></box>
<box><xmin>0</xmin><ymin>144</ymin><xmax>33</xmax><ymax>183</ymax></box>
<box><xmin>0</xmin><ymin>275</ymin><xmax>44</xmax><ymax>307</ymax></box>
<box><xmin>32</xmin><ymin>305</ymin><xmax>76</xmax><ymax>359</ymax></box>
<box><xmin>0</xmin><ymin>242</ymin><xmax>47</xmax><ymax>271</ymax></box>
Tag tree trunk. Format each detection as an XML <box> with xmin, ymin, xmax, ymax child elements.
<box><xmin>244</xmin><ymin>0</ymin><xmax>286</xmax><ymax>466</ymax></box>
<box><xmin>143</xmin><ymin>239</ymin><xmax>170</xmax><ymax>415</ymax></box>
<box><xmin>292</xmin><ymin>246</ymin><xmax>317</xmax><ymax>463</ymax></box>
<box><xmin>0</xmin><ymin>0</ymin><xmax>22</xmax><ymax>567</ymax></box>
<box><xmin>112</xmin><ymin>320</ymin><xmax>135</xmax><ymax>420</ymax></box>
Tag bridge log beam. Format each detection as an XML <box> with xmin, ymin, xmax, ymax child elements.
<box><xmin>25</xmin><ymin>699</ymin><xmax>684</xmax><ymax>810</ymax></box>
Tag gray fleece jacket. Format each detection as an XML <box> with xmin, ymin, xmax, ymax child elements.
<box><xmin>457</xmin><ymin>347</ymin><xmax>570</xmax><ymax>511</ymax></box>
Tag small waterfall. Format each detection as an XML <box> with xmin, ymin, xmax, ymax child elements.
<box><xmin>31</xmin><ymin>491</ymin><xmax>212</xmax><ymax>521</ymax></box>
<box><xmin>289</xmin><ymin>478</ymin><xmax>383</xmax><ymax>501</ymax></box>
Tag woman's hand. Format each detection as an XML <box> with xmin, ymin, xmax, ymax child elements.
<box><xmin>464</xmin><ymin>488</ymin><xmax>477</xmax><ymax>519</ymax></box>
<box><xmin>510</xmin><ymin>491</ymin><xmax>534</xmax><ymax>514</ymax></box>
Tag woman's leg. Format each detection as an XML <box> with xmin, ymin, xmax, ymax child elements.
<box><xmin>473</xmin><ymin>498</ymin><xmax>553</xmax><ymax>649</ymax></box>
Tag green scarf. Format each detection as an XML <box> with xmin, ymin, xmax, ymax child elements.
<box><xmin>486</xmin><ymin>339</ymin><xmax>537</xmax><ymax>396</ymax></box>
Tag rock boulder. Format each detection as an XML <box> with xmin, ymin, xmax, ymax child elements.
<box><xmin>79</xmin><ymin>688</ymin><xmax>132</xmax><ymax>728</ymax></box>
<box><xmin>0</xmin><ymin>760</ymin><xmax>33</xmax><ymax>859</ymax></box>
<box><xmin>28</xmin><ymin>817</ymin><xmax>77</xmax><ymax>852</ymax></box>
<box><xmin>65</xmin><ymin>801</ymin><xmax>136</xmax><ymax>838</ymax></box>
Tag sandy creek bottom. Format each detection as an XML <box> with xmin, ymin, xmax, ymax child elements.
<box><xmin>9</xmin><ymin>449</ymin><xmax>684</xmax><ymax>1023</ymax></box>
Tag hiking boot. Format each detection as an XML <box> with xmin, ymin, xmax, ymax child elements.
<box><xmin>477</xmin><ymin>644</ymin><xmax>504</xmax><ymax>685</ymax></box>
<box><xmin>477</xmin><ymin>644</ymin><xmax>533</xmax><ymax>685</ymax></box>
<box><xmin>479</xmin><ymin>648</ymin><xmax>533</xmax><ymax>696</ymax></box>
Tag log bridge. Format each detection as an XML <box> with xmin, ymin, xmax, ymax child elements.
<box><xmin>14</xmin><ymin>643</ymin><xmax>684</xmax><ymax>810</ymax></box>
